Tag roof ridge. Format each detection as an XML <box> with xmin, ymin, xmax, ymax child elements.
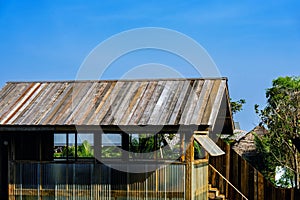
<box><xmin>6</xmin><ymin>77</ymin><xmax>228</xmax><ymax>84</ymax></box>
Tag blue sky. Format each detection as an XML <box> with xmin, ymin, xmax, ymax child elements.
<box><xmin>0</xmin><ymin>0</ymin><xmax>299</xmax><ymax>131</ymax></box>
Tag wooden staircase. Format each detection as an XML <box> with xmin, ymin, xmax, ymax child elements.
<box><xmin>209</xmin><ymin>164</ymin><xmax>248</xmax><ymax>200</ymax></box>
<box><xmin>208</xmin><ymin>184</ymin><xmax>226</xmax><ymax>200</ymax></box>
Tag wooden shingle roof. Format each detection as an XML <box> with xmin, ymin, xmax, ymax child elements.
<box><xmin>0</xmin><ymin>78</ymin><xmax>230</xmax><ymax>127</ymax></box>
<box><xmin>232</xmin><ymin>126</ymin><xmax>267</xmax><ymax>156</ymax></box>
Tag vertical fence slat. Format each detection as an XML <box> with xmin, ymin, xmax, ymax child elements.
<box><xmin>209</xmin><ymin>139</ymin><xmax>300</xmax><ymax>200</ymax></box>
<box><xmin>9</xmin><ymin>161</ymin><xmax>196</xmax><ymax>199</ymax></box>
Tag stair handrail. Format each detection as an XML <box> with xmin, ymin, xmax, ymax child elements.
<box><xmin>209</xmin><ymin>164</ymin><xmax>248</xmax><ymax>200</ymax></box>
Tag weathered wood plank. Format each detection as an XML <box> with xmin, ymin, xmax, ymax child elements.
<box><xmin>35</xmin><ymin>83</ymin><xmax>70</xmax><ymax>124</ymax></box>
<box><xmin>113</xmin><ymin>81</ymin><xmax>143</xmax><ymax>125</ymax></box>
<box><xmin>17</xmin><ymin>83</ymin><xmax>55</xmax><ymax>124</ymax></box>
<box><xmin>257</xmin><ymin>171</ymin><xmax>264</xmax><ymax>200</ymax></box>
<box><xmin>65</xmin><ymin>82</ymin><xmax>101</xmax><ymax>125</ymax></box>
<box><xmin>29</xmin><ymin>83</ymin><xmax>66</xmax><ymax>124</ymax></box>
<box><xmin>85</xmin><ymin>81</ymin><xmax>113</xmax><ymax>124</ymax></box>
<box><xmin>0</xmin><ymin>83</ymin><xmax>14</xmax><ymax>101</ymax></box>
<box><xmin>63</xmin><ymin>82</ymin><xmax>95</xmax><ymax>124</ymax></box>
<box><xmin>167</xmin><ymin>80</ymin><xmax>192</xmax><ymax>125</ymax></box>
<box><xmin>62</xmin><ymin>82</ymin><xmax>93</xmax><ymax>124</ymax></box>
<box><xmin>49</xmin><ymin>88</ymin><xmax>75</xmax><ymax>125</ymax></box>
<box><xmin>182</xmin><ymin>80</ymin><xmax>204</xmax><ymax>125</ymax></box>
<box><xmin>110</xmin><ymin>81</ymin><xmax>141</xmax><ymax>125</ymax></box>
<box><xmin>148</xmin><ymin>80</ymin><xmax>175</xmax><ymax>125</ymax></box>
<box><xmin>201</xmin><ymin>79</ymin><xmax>221</xmax><ymax>125</ymax></box>
<box><xmin>0</xmin><ymin>83</ymin><xmax>29</xmax><ymax>117</ymax></box>
<box><xmin>189</xmin><ymin>80</ymin><xmax>210</xmax><ymax>124</ymax></box>
<box><xmin>80</xmin><ymin>82</ymin><xmax>108</xmax><ymax>124</ymax></box>
<box><xmin>155</xmin><ymin>80</ymin><xmax>181</xmax><ymax>125</ymax></box>
<box><xmin>101</xmin><ymin>81</ymin><xmax>132</xmax><ymax>124</ymax></box>
<box><xmin>139</xmin><ymin>81</ymin><xmax>166</xmax><ymax>125</ymax></box>
<box><xmin>126</xmin><ymin>81</ymin><xmax>155</xmax><ymax>125</ymax></box>
<box><xmin>241</xmin><ymin>158</ymin><xmax>249</xmax><ymax>198</ymax></box>
<box><xmin>95</xmin><ymin>81</ymin><xmax>125</xmax><ymax>125</ymax></box>
<box><xmin>87</xmin><ymin>81</ymin><xmax>117</xmax><ymax>125</ymax></box>
<box><xmin>208</xmin><ymin>80</ymin><xmax>226</xmax><ymax>128</ymax></box>
<box><xmin>0</xmin><ymin>84</ymin><xmax>20</xmax><ymax>113</ymax></box>
<box><xmin>50</xmin><ymin>82</ymin><xmax>91</xmax><ymax>125</ymax></box>
<box><xmin>39</xmin><ymin>83</ymin><xmax>73</xmax><ymax>125</ymax></box>
<box><xmin>0</xmin><ymin>83</ymin><xmax>41</xmax><ymax>124</ymax></box>
<box><xmin>179</xmin><ymin>80</ymin><xmax>198</xmax><ymax>125</ymax></box>
<box><xmin>0</xmin><ymin>79</ymin><xmax>231</xmax><ymax>126</ymax></box>
<box><xmin>12</xmin><ymin>83</ymin><xmax>49</xmax><ymax>124</ymax></box>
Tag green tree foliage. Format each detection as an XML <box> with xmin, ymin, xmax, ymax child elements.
<box><xmin>230</xmin><ymin>98</ymin><xmax>246</xmax><ymax>115</ymax></box>
<box><xmin>55</xmin><ymin>140</ymin><xmax>94</xmax><ymax>158</ymax></box>
<box><xmin>129</xmin><ymin>134</ymin><xmax>180</xmax><ymax>159</ymax></box>
<box><xmin>60</xmin><ymin>145</ymin><xmax>76</xmax><ymax>158</ymax></box>
<box><xmin>101</xmin><ymin>146</ymin><xmax>121</xmax><ymax>158</ymax></box>
<box><xmin>77</xmin><ymin>140</ymin><xmax>94</xmax><ymax>157</ymax></box>
<box><xmin>255</xmin><ymin>76</ymin><xmax>300</xmax><ymax>188</ymax></box>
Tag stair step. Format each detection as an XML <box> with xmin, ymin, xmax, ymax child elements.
<box><xmin>215</xmin><ymin>194</ymin><xmax>225</xmax><ymax>200</ymax></box>
<box><xmin>214</xmin><ymin>197</ymin><xmax>225</xmax><ymax>200</ymax></box>
<box><xmin>208</xmin><ymin>184</ymin><xmax>226</xmax><ymax>200</ymax></box>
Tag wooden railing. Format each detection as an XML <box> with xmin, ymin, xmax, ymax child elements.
<box><xmin>8</xmin><ymin>160</ymin><xmax>209</xmax><ymax>199</ymax></box>
<box><xmin>209</xmin><ymin>164</ymin><xmax>248</xmax><ymax>200</ymax></box>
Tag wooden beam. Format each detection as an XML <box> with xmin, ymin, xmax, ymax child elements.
<box><xmin>225</xmin><ymin>143</ymin><xmax>230</xmax><ymax>197</ymax></box>
<box><xmin>0</xmin><ymin>125</ymin><xmax>209</xmax><ymax>133</ymax></box>
<box><xmin>185</xmin><ymin>133</ymin><xmax>194</xmax><ymax>200</ymax></box>
<box><xmin>185</xmin><ymin>133</ymin><xmax>194</xmax><ymax>163</ymax></box>
<box><xmin>94</xmin><ymin>132</ymin><xmax>102</xmax><ymax>161</ymax></box>
<box><xmin>121</xmin><ymin>133</ymin><xmax>129</xmax><ymax>161</ymax></box>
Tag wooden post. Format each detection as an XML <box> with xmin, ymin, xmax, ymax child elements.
<box><xmin>185</xmin><ymin>133</ymin><xmax>194</xmax><ymax>200</ymax></box>
<box><xmin>94</xmin><ymin>132</ymin><xmax>102</xmax><ymax>161</ymax></box>
<box><xmin>185</xmin><ymin>133</ymin><xmax>194</xmax><ymax>163</ymax></box>
<box><xmin>257</xmin><ymin>171</ymin><xmax>264</xmax><ymax>200</ymax></box>
<box><xmin>66</xmin><ymin>133</ymin><xmax>69</xmax><ymax>162</ymax></box>
<box><xmin>121</xmin><ymin>133</ymin><xmax>129</xmax><ymax>161</ymax></box>
<box><xmin>180</xmin><ymin>133</ymin><xmax>185</xmax><ymax>162</ymax></box>
<box><xmin>225</xmin><ymin>143</ymin><xmax>230</xmax><ymax>198</ymax></box>
<box><xmin>8</xmin><ymin>184</ymin><xmax>15</xmax><ymax>200</ymax></box>
<box><xmin>75</xmin><ymin>132</ymin><xmax>78</xmax><ymax>161</ymax></box>
<box><xmin>253</xmin><ymin>168</ymin><xmax>258</xmax><ymax>200</ymax></box>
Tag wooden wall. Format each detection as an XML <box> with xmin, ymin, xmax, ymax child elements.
<box><xmin>0</xmin><ymin>135</ymin><xmax>9</xmax><ymax>199</ymax></box>
<box><xmin>13</xmin><ymin>132</ymin><xmax>53</xmax><ymax>161</ymax></box>
<box><xmin>8</xmin><ymin>161</ymin><xmax>208</xmax><ymax>200</ymax></box>
<box><xmin>209</xmin><ymin>139</ymin><xmax>300</xmax><ymax>200</ymax></box>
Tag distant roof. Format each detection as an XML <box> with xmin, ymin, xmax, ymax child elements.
<box><xmin>0</xmin><ymin>78</ymin><xmax>231</xmax><ymax>127</ymax></box>
<box><xmin>232</xmin><ymin>126</ymin><xmax>267</xmax><ymax>156</ymax></box>
<box><xmin>224</xmin><ymin>129</ymin><xmax>248</xmax><ymax>141</ymax></box>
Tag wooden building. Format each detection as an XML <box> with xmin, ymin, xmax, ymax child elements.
<box><xmin>232</xmin><ymin>126</ymin><xmax>268</xmax><ymax>173</ymax></box>
<box><xmin>232</xmin><ymin>126</ymin><xmax>267</xmax><ymax>159</ymax></box>
<box><xmin>0</xmin><ymin>78</ymin><xmax>234</xmax><ymax>199</ymax></box>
